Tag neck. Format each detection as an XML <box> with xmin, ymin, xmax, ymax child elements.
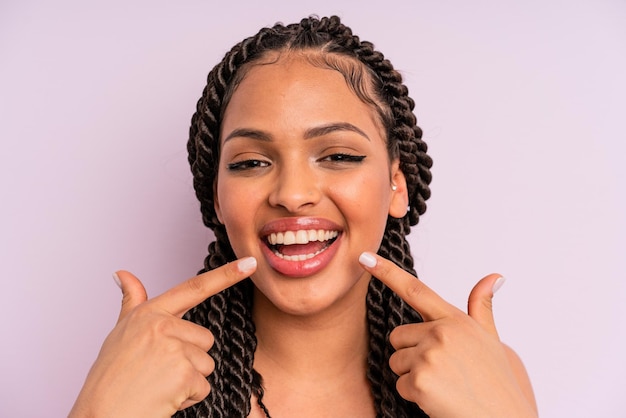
<box><xmin>252</xmin><ymin>283</ymin><xmax>370</xmax><ymax>380</ymax></box>
<box><xmin>249</xmin><ymin>279</ymin><xmax>376</xmax><ymax>417</ymax></box>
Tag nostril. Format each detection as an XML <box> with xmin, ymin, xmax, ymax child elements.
<box><xmin>268</xmin><ymin>177</ymin><xmax>321</xmax><ymax>212</ymax></box>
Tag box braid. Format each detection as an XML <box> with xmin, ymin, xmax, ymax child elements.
<box><xmin>176</xmin><ymin>15</ymin><xmax>432</xmax><ymax>418</ymax></box>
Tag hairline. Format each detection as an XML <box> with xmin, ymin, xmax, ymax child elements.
<box><xmin>219</xmin><ymin>48</ymin><xmax>395</xmax><ymax>157</ymax></box>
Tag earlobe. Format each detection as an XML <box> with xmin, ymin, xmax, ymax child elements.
<box><xmin>388</xmin><ymin>162</ymin><xmax>409</xmax><ymax>219</ymax></box>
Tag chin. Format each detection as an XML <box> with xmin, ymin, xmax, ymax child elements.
<box><xmin>251</xmin><ymin>266</ymin><xmax>370</xmax><ymax>318</ymax></box>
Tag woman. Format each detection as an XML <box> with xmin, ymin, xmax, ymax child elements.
<box><xmin>70</xmin><ymin>15</ymin><xmax>537</xmax><ymax>417</ymax></box>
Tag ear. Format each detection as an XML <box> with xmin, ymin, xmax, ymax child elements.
<box><xmin>213</xmin><ymin>179</ymin><xmax>224</xmax><ymax>224</ymax></box>
<box><xmin>388</xmin><ymin>160</ymin><xmax>409</xmax><ymax>219</ymax></box>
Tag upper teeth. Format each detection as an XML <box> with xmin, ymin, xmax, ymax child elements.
<box><xmin>267</xmin><ymin>230</ymin><xmax>338</xmax><ymax>246</ymax></box>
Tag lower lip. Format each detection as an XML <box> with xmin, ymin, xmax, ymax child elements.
<box><xmin>260</xmin><ymin>234</ymin><xmax>342</xmax><ymax>278</ymax></box>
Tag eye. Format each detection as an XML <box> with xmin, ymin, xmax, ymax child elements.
<box><xmin>320</xmin><ymin>153</ymin><xmax>366</xmax><ymax>163</ymax></box>
<box><xmin>227</xmin><ymin>159</ymin><xmax>271</xmax><ymax>171</ymax></box>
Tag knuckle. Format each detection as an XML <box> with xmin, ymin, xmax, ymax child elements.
<box><xmin>389</xmin><ymin>352</ymin><xmax>401</xmax><ymax>375</ymax></box>
<box><xmin>421</xmin><ymin>346</ymin><xmax>439</xmax><ymax>366</ymax></box>
<box><xmin>184</xmin><ymin>275</ymin><xmax>207</xmax><ymax>295</ymax></box>
<box><xmin>396</xmin><ymin>371</ymin><xmax>427</xmax><ymax>403</ymax></box>
<box><xmin>223</xmin><ymin>260</ymin><xmax>245</xmax><ymax>283</ymax></box>
<box><xmin>153</xmin><ymin>317</ymin><xmax>173</xmax><ymax>334</ymax></box>
<box><xmin>159</xmin><ymin>338</ymin><xmax>184</xmax><ymax>359</ymax></box>
<box><xmin>388</xmin><ymin>325</ymin><xmax>410</xmax><ymax>349</ymax></box>
<box><xmin>480</xmin><ymin>297</ymin><xmax>494</xmax><ymax>312</ymax></box>
<box><xmin>201</xmin><ymin>330</ymin><xmax>215</xmax><ymax>352</ymax></box>
<box><xmin>204</xmin><ymin>355</ymin><xmax>216</xmax><ymax>377</ymax></box>
<box><xmin>408</xmin><ymin>369</ymin><xmax>425</xmax><ymax>391</ymax></box>
<box><xmin>151</xmin><ymin>315</ymin><xmax>181</xmax><ymax>339</ymax></box>
<box><xmin>120</xmin><ymin>293</ymin><xmax>134</xmax><ymax>311</ymax></box>
<box><xmin>188</xmin><ymin>322</ymin><xmax>216</xmax><ymax>352</ymax></box>
<box><xmin>388</xmin><ymin>328</ymin><xmax>399</xmax><ymax>348</ymax></box>
<box><xmin>429</xmin><ymin>323</ymin><xmax>450</xmax><ymax>345</ymax></box>
<box><xmin>172</xmin><ymin>363</ymin><xmax>198</xmax><ymax>388</ymax></box>
<box><xmin>406</xmin><ymin>280</ymin><xmax>425</xmax><ymax>300</ymax></box>
<box><xmin>182</xmin><ymin>372</ymin><xmax>211</xmax><ymax>403</ymax></box>
<box><xmin>388</xmin><ymin>351</ymin><xmax>400</xmax><ymax>373</ymax></box>
<box><xmin>377</xmin><ymin>260</ymin><xmax>393</xmax><ymax>277</ymax></box>
<box><xmin>207</xmin><ymin>333</ymin><xmax>215</xmax><ymax>350</ymax></box>
<box><xmin>197</xmin><ymin>376</ymin><xmax>211</xmax><ymax>398</ymax></box>
<box><xmin>395</xmin><ymin>378</ymin><xmax>409</xmax><ymax>399</ymax></box>
<box><xmin>410</xmin><ymin>371</ymin><xmax>431</xmax><ymax>400</ymax></box>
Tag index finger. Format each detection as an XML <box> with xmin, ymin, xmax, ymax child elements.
<box><xmin>358</xmin><ymin>252</ymin><xmax>455</xmax><ymax>321</ymax></box>
<box><xmin>152</xmin><ymin>256</ymin><xmax>257</xmax><ymax>317</ymax></box>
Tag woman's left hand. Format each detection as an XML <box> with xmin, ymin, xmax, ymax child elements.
<box><xmin>359</xmin><ymin>252</ymin><xmax>538</xmax><ymax>418</ymax></box>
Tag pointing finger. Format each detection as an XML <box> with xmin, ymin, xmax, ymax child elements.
<box><xmin>358</xmin><ymin>251</ymin><xmax>454</xmax><ymax>321</ymax></box>
<box><xmin>152</xmin><ymin>256</ymin><xmax>257</xmax><ymax>317</ymax></box>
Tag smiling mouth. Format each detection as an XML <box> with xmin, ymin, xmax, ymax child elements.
<box><xmin>264</xmin><ymin>229</ymin><xmax>340</xmax><ymax>261</ymax></box>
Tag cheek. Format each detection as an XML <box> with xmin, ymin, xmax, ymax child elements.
<box><xmin>215</xmin><ymin>178</ymin><xmax>254</xmax><ymax>246</ymax></box>
<box><xmin>328</xmin><ymin>169</ymin><xmax>391</xmax><ymax>223</ymax></box>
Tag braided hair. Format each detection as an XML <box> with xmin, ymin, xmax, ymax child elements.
<box><xmin>176</xmin><ymin>15</ymin><xmax>432</xmax><ymax>418</ymax></box>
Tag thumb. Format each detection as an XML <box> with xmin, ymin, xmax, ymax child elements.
<box><xmin>467</xmin><ymin>273</ymin><xmax>505</xmax><ymax>338</ymax></box>
<box><xmin>113</xmin><ymin>270</ymin><xmax>148</xmax><ymax>323</ymax></box>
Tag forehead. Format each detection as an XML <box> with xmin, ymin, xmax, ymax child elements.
<box><xmin>233</xmin><ymin>56</ymin><xmax>351</xmax><ymax>100</ymax></box>
<box><xmin>220</xmin><ymin>54</ymin><xmax>385</xmax><ymax>140</ymax></box>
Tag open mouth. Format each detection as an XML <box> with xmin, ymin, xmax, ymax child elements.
<box><xmin>264</xmin><ymin>229</ymin><xmax>340</xmax><ymax>261</ymax></box>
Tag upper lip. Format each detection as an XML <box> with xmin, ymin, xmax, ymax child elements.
<box><xmin>259</xmin><ymin>217</ymin><xmax>342</xmax><ymax>238</ymax></box>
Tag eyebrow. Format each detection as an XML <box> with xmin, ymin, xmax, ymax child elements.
<box><xmin>222</xmin><ymin>122</ymin><xmax>370</xmax><ymax>143</ymax></box>
<box><xmin>303</xmin><ymin>122</ymin><xmax>370</xmax><ymax>141</ymax></box>
<box><xmin>223</xmin><ymin>128</ymin><xmax>272</xmax><ymax>143</ymax></box>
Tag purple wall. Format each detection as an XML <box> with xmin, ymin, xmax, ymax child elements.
<box><xmin>1</xmin><ymin>1</ymin><xmax>625</xmax><ymax>416</ymax></box>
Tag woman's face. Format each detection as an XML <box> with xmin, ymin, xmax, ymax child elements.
<box><xmin>215</xmin><ymin>56</ymin><xmax>408</xmax><ymax>316</ymax></box>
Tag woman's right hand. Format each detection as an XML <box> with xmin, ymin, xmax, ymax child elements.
<box><xmin>68</xmin><ymin>257</ymin><xmax>257</xmax><ymax>418</ymax></box>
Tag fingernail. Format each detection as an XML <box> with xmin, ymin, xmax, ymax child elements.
<box><xmin>492</xmin><ymin>276</ymin><xmax>506</xmax><ymax>294</ymax></box>
<box><xmin>359</xmin><ymin>252</ymin><xmax>377</xmax><ymax>268</ymax></box>
<box><xmin>112</xmin><ymin>272</ymin><xmax>122</xmax><ymax>289</ymax></box>
<box><xmin>237</xmin><ymin>257</ymin><xmax>257</xmax><ymax>274</ymax></box>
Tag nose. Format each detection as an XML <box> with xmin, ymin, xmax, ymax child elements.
<box><xmin>268</xmin><ymin>161</ymin><xmax>321</xmax><ymax>213</ymax></box>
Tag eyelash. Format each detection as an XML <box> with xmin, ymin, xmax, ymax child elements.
<box><xmin>227</xmin><ymin>160</ymin><xmax>270</xmax><ymax>171</ymax></box>
<box><xmin>226</xmin><ymin>153</ymin><xmax>366</xmax><ymax>172</ymax></box>
<box><xmin>321</xmin><ymin>153</ymin><xmax>366</xmax><ymax>163</ymax></box>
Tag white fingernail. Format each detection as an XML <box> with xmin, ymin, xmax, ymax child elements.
<box><xmin>112</xmin><ymin>272</ymin><xmax>122</xmax><ymax>289</ymax></box>
<box><xmin>359</xmin><ymin>252</ymin><xmax>377</xmax><ymax>268</ymax></box>
<box><xmin>492</xmin><ymin>276</ymin><xmax>506</xmax><ymax>294</ymax></box>
<box><xmin>237</xmin><ymin>257</ymin><xmax>257</xmax><ymax>274</ymax></box>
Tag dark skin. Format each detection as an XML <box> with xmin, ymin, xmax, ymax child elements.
<box><xmin>68</xmin><ymin>258</ymin><xmax>257</xmax><ymax>418</ymax></box>
<box><xmin>68</xmin><ymin>254</ymin><xmax>536</xmax><ymax>418</ymax></box>
<box><xmin>69</xmin><ymin>55</ymin><xmax>536</xmax><ymax>418</ymax></box>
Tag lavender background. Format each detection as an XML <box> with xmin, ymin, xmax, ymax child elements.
<box><xmin>1</xmin><ymin>1</ymin><xmax>625</xmax><ymax>416</ymax></box>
